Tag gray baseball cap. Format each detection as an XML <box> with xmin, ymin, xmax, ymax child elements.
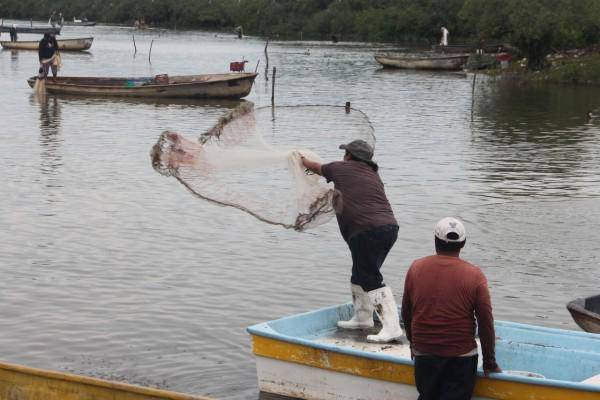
<box><xmin>339</xmin><ymin>140</ymin><xmax>377</xmax><ymax>168</ymax></box>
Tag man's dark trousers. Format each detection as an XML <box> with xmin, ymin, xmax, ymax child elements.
<box><xmin>414</xmin><ymin>354</ymin><xmax>478</xmax><ymax>400</ymax></box>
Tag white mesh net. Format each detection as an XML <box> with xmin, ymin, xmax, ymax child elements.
<box><xmin>151</xmin><ymin>102</ymin><xmax>375</xmax><ymax>230</ymax></box>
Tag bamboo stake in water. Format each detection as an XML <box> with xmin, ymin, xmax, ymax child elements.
<box><xmin>471</xmin><ymin>72</ymin><xmax>477</xmax><ymax>122</ymax></box>
<box><xmin>264</xmin><ymin>39</ymin><xmax>269</xmax><ymax>81</ymax></box>
<box><xmin>271</xmin><ymin>66</ymin><xmax>276</xmax><ymax>106</ymax></box>
<box><xmin>132</xmin><ymin>34</ymin><xmax>137</xmax><ymax>56</ymax></box>
<box><xmin>149</xmin><ymin>40</ymin><xmax>154</xmax><ymax>64</ymax></box>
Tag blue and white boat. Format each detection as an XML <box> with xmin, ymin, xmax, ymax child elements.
<box><xmin>248</xmin><ymin>304</ymin><xmax>600</xmax><ymax>400</ymax></box>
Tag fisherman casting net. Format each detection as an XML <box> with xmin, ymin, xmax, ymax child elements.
<box><xmin>150</xmin><ymin>102</ymin><xmax>375</xmax><ymax>230</ymax></box>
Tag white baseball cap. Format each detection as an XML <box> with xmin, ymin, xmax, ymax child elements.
<box><xmin>434</xmin><ymin>217</ymin><xmax>466</xmax><ymax>243</ymax></box>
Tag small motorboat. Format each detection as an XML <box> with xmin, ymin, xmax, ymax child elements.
<box><xmin>62</xmin><ymin>18</ymin><xmax>97</xmax><ymax>26</ymax></box>
<box><xmin>1</xmin><ymin>37</ymin><xmax>93</xmax><ymax>51</ymax></box>
<box><xmin>27</xmin><ymin>73</ymin><xmax>258</xmax><ymax>99</ymax></box>
<box><xmin>375</xmin><ymin>53</ymin><xmax>469</xmax><ymax>70</ymax></box>
<box><xmin>0</xmin><ymin>24</ymin><xmax>61</xmax><ymax>35</ymax></box>
<box><xmin>248</xmin><ymin>303</ymin><xmax>600</xmax><ymax>400</ymax></box>
<box><xmin>567</xmin><ymin>294</ymin><xmax>600</xmax><ymax>333</ymax></box>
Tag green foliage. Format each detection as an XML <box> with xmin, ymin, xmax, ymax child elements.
<box><xmin>460</xmin><ymin>0</ymin><xmax>600</xmax><ymax>70</ymax></box>
<box><xmin>1</xmin><ymin>0</ymin><xmax>598</xmax><ymax>71</ymax></box>
<box><xmin>529</xmin><ymin>54</ymin><xmax>600</xmax><ymax>85</ymax></box>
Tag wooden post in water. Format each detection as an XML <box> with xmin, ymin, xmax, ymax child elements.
<box><xmin>471</xmin><ymin>72</ymin><xmax>477</xmax><ymax>122</ymax></box>
<box><xmin>149</xmin><ymin>40</ymin><xmax>154</xmax><ymax>64</ymax></box>
<box><xmin>271</xmin><ymin>67</ymin><xmax>276</xmax><ymax>106</ymax></box>
<box><xmin>345</xmin><ymin>101</ymin><xmax>351</xmax><ymax>114</ymax></box>
<box><xmin>132</xmin><ymin>34</ymin><xmax>137</xmax><ymax>56</ymax></box>
<box><xmin>264</xmin><ymin>39</ymin><xmax>270</xmax><ymax>81</ymax></box>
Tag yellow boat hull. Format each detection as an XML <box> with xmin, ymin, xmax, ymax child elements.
<box><xmin>0</xmin><ymin>360</ymin><xmax>211</xmax><ymax>400</ymax></box>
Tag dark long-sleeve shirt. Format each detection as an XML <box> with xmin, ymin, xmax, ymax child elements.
<box><xmin>38</xmin><ymin>37</ymin><xmax>58</xmax><ymax>61</ymax></box>
<box><xmin>321</xmin><ymin>160</ymin><xmax>397</xmax><ymax>241</ymax></box>
<box><xmin>401</xmin><ymin>254</ymin><xmax>499</xmax><ymax>370</ymax></box>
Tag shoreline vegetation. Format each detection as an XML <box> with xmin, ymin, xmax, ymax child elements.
<box><xmin>485</xmin><ymin>48</ymin><xmax>600</xmax><ymax>86</ymax></box>
<box><xmin>3</xmin><ymin>0</ymin><xmax>599</xmax><ymax>83</ymax></box>
<box><xmin>525</xmin><ymin>52</ymin><xmax>600</xmax><ymax>86</ymax></box>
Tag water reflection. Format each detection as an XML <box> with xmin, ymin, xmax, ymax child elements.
<box><xmin>32</xmin><ymin>94</ymin><xmax>63</xmax><ymax>179</ymax></box>
<box><xmin>468</xmin><ymin>79</ymin><xmax>600</xmax><ymax>199</ymax></box>
<box><xmin>473</xmin><ymin>80</ymin><xmax>600</xmax><ymax>135</ymax></box>
<box><xmin>374</xmin><ymin>67</ymin><xmax>468</xmax><ymax>80</ymax></box>
<box><xmin>39</xmin><ymin>93</ymin><xmax>247</xmax><ymax>111</ymax></box>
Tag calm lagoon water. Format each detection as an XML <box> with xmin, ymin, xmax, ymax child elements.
<box><xmin>1</xmin><ymin>22</ymin><xmax>599</xmax><ymax>399</ymax></box>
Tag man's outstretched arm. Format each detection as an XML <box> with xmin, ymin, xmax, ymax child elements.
<box><xmin>299</xmin><ymin>154</ymin><xmax>323</xmax><ymax>176</ymax></box>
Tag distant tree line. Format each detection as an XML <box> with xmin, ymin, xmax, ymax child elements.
<box><xmin>2</xmin><ymin>0</ymin><xmax>599</xmax><ymax>69</ymax></box>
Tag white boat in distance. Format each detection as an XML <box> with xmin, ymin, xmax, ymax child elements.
<box><xmin>1</xmin><ymin>37</ymin><xmax>93</xmax><ymax>51</ymax></box>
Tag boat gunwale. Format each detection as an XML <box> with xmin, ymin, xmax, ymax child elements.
<box><xmin>27</xmin><ymin>73</ymin><xmax>258</xmax><ymax>90</ymax></box>
<box><xmin>247</xmin><ymin>303</ymin><xmax>600</xmax><ymax>393</ymax></box>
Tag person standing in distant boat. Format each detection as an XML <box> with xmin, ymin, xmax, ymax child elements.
<box><xmin>300</xmin><ymin>140</ymin><xmax>404</xmax><ymax>344</ymax></box>
<box><xmin>440</xmin><ymin>26</ymin><xmax>449</xmax><ymax>46</ymax></box>
<box><xmin>402</xmin><ymin>217</ymin><xmax>502</xmax><ymax>400</ymax></box>
<box><xmin>49</xmin><ymin>10</ymin><xmax>57</xmax><ymax>27</ymax></box>
<box><xmin>9</xmin><ymin>24</ymin><xmax>17</xmax><ymax>42</ymax></box>
<box><xmin>38</xmin><ymin>33</ymin><xmax>59</xmax><ymax>81</ymax></box>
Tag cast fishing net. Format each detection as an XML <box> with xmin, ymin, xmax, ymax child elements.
<box><xmin>150</xmin><ymin>102</ymin><xmax>375</xmax><ymax>230</ymax></box>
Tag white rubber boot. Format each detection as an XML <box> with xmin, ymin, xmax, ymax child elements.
<box><xmin>366</xmin><ymin>286</ymin><xmax>404</xmax><ymax>343</ymax></box>
<box><xmin>337</xmin><ymin>284</ymin><xmax>374</xmax><ymax>329</ymax></box>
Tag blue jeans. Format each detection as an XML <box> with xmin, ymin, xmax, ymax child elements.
<box><xmin>348</xmin><ymin>224</ymin><xmax>398</xmax><ymax>292</ymax></box>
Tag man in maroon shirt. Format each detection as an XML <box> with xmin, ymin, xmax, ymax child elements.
<box><xmin>401</xmin><ymin>217</ymin><xmax>502</xmax><ymax>400</ymax></box>
<box><xmin>300</xmin><ymin>139</ymin><xmax>403</xmax><ymax>343</ymax></box>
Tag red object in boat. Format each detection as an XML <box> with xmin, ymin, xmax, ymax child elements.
<box><xmin>230</xmin><ymin>61</ymin><xmax>248</xmax><ymax>72</ymax></box>
<box><xmin>154</xmin><ymin>74</ymin><xmax>169</xmax><ymax>84</ymax></box>
<box><xmin>495</xmin><ymin>53</ymin><xmax>512</xmax><ymax>62</ymax></box>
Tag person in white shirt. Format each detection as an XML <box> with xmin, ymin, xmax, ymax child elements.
<box><xmin>440</xmin><ymin>26</ymin><xmax>449</xmax><ymax>46</ymax></box>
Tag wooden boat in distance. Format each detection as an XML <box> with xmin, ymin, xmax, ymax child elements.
<box><xmin>567</xmin><ymin>294</ymin><xmax>600</xmax><ymax>333</ymax></box>
<box><xmin>0</xmin><ymin>25</ymin><xmax>61</xmax><ymax>35</ymax></box>
<box><xmin>432</xmin><ymin>43</ymin><xmax>506</xmax><ymax>54</ymax></box>
<box><xmin>62</xmin><ymin>18</ymin><xmax>97</xmax><ymax>26</ymax></box>
<box><xmin>1</xmin><ymin>37</ymin><xmax>93</xmax><ymax>51</ymax></box>
<box><xmin>248</xmin><ymin>304</ymin><xmax>600</xmax><ymax>400</ymax></box>
<box><xmin>0</xmin><ymin>359</ymin><xmax>211</xmax><ymax>400</ymax></box>
<box><xmin>375</xmin><ymin>53</ymin><xmax>469</xmax><ymax>70</ymax></box>
<box><xmin>27</xmin><ymin>73</ymin><xmax>258</xmax><ymax>99</ymax></box>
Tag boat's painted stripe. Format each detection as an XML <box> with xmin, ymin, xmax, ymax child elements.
<box><xmin>0</xmin><ymin>359</ymin><xmax>210</xmax><ymax>400</ymax></box>
<box><xmin>251</xmin><ymin>335</ymin><xmax>599</xmax><ymax>400</ymax></box>
<box><xmin>252</xmin><ymin>335</ymin><xmax>415</xmax><ymax>384</ymax></box>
